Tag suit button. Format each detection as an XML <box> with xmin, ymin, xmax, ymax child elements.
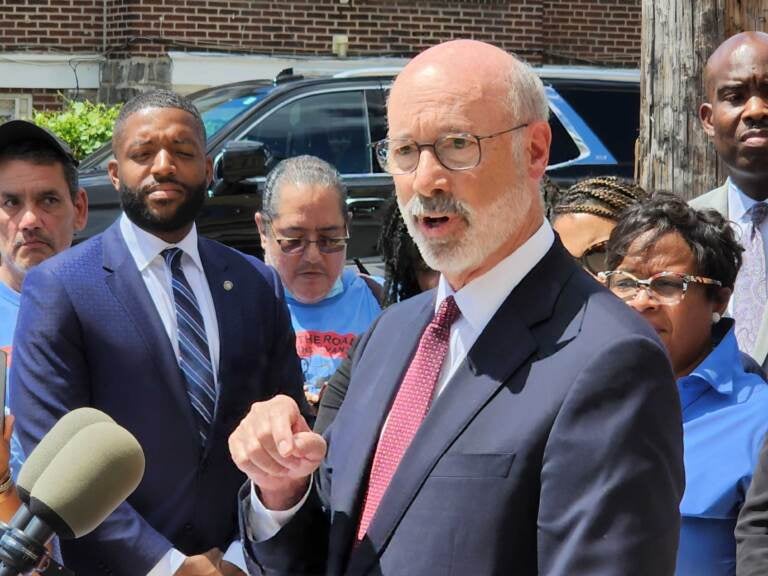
<box><xmin>184</xmin><ymin>522</ymin><xmax>194</xmax><ymax>533</ymax></box>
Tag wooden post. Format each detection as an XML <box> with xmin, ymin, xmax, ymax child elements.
<box><xmin>637</xmin><ymin>1</ymin><xmax>768</xmax><ymax>200</ymax></box>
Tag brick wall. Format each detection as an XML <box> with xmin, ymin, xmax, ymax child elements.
<box><xmin>103</xmin><ymin>0</ymin><xmax>546</xmax><ymax>62</ymax></box>
<box><xmin>0</xmin><ymin>0</ymin><xmax>103</xmax><ymax>51</ymax></box>
<box><xmin>1</xmin><ymin>0</ymin><xmax>641</xmax><ymax>65</ymax></box>
<box><xmin>0</xmin><ymin>88</ymin><xmax>59</xmax><ymax>111</ymax></box>
<box><xmin>1</xmin><ymin>0</ymin><xmax>642</xmax><ymax>110</ymax></box>
<box><xmin>542</xmin><ymin>0</ymin><xmax>642</xmax><ymax>65</ymax></box>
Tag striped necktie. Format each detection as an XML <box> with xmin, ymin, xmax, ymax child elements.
<box><xmin>162</xmin><ymin>248</ymin><xmax>216</xmax><ymax>445</ymax></box>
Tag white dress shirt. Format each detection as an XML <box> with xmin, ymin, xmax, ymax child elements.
<box><xmin>726</xmin><ymin>180</ymin><xmax>768</xmax><ymax>317</ymax></box>
<box><xmin>247</xmin><ymin>220</ymin><xmax>555</xmax><ymax>542</ymax></box>
<box><xmin>119</xmin><ymin>214</ymin><xmax>246</xmax><ymax>574</ymax></box>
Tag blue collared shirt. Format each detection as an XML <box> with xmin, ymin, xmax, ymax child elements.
<box><xmin>676</xmin><ymin>323</ymin><xmax>768</xmax><ymax>575</ymax></box>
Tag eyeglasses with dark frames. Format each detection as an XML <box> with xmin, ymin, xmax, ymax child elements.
<box><xmin>373</xmin><ymin>123</ymin><xmax>530</xmax><ymax>175</ymax></box>
<box><xmin>268</xmin><ymin>223</ymin><xmax>349</xmax><ymax>255</ymax></box>
<box><xmin>597</xmin><ymin>270</ymin><xmax>723</xmax><ymax>306</ymax></box>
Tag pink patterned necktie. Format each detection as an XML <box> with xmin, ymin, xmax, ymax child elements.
<box><xmin>356</xmin><ymin>295</ymin><xmax>461</xmax><ymax>542</ymax></box>
<box><xmin>735</xmin><ymin>202</ymin><xmax>768</xmax><ymax>354</ymax></box>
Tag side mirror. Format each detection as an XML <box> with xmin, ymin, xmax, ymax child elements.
<box><xmin>215</xmin><ymin>140</ymin><xmax>273</xmax><ymax>184</ymax></box>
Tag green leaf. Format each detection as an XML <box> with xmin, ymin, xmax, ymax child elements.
<box><xmin>32</xmin><ymin>97</ymin><xmax>123</xmax><ymax>159</ymax></box>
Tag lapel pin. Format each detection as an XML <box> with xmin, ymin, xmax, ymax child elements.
<box><xmin>223</xmin><ymin>280</ymin><xmax>234</xmax><ymax>291</ymax></box>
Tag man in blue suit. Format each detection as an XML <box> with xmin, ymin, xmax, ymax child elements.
<box><xmin>10</xmin><ymin>91</ymin><xmax>305</xmax><ymax>575</ymax></box>
<box><xmin>230</xmin><ymin>40</ymin><xmax>685</xmax><ymax>575</ymax></box>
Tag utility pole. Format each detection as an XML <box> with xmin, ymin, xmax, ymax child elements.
<box><xmin>637</xmin><ymin>1</ymin><xmax>768</xmax><ymax>200</ymax></box>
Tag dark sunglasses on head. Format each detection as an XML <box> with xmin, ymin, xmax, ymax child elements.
<box><xmin>578</xmin><ymin>240</ymin><xmax>609</xmax><ymax>274</ymax></box>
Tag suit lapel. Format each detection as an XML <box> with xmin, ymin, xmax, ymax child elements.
<box><xmin>333</xmin><ymin>297</ymin><xmax>433</xmax><ymax>516</ymax></box>
<box><xmin>197</xmin><ymin>240</ymin><xmax>239</xmax><ymax>449</ymax></box>
<box><xmin>347</xmin><ymin>310</ymin><xmax>537</xmax><ymax>574</ymax></box>
<box><xmin>102</xmin><ymin>222</ymin><xmax>198</xmax><ymax>434</ymax></box>
<box><xmin>325</xmin><ymin>296</ymin><xmax>433</xmax><ymax>574</ymax></box>
<box><xmin>712</xmin><ymin>183</ymin><xmax>729</xmax><ymax>214</ymax></box>
<box><xmin>346</xmin><ymin>242</ymin><xmax>580</xmax><ymax>574</ymax></box>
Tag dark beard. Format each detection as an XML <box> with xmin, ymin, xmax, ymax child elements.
<box><xmin>119</xmin><ymin>180</ymin><xmax>207</xmax><ymax>234</ymax></box>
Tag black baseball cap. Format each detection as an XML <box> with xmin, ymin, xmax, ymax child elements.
<box><xmin>0</xmin><ymin>120</ymin><xmax>79</xmax><ymax>167</ymax></box>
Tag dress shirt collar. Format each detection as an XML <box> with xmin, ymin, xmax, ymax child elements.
<box><xmin>119</xmin><ymin>212</ymin><xmax>203</xmax><ymax>274</ymax></box>
<box><xmin>727</xmin><ymin>178</ymin><xmax>765</xmax><ymax>223</ymax></box>
<box><xmin>681</xmin><ymin>319</ymin><xmax>741</xmax><ymax>396</ymax></box>
<box><xmin>434</xmin><ymin>220</ymin><xmax>555</xmax><ymax>332</ymax></box>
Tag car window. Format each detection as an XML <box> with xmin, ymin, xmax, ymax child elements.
<box><xmin>366</xmin><ymin>88</ymin><xmax>388</xmax><ymax>174</ymax></box>
<box><xmin>80</xmin><ymin>83</ymin><xmax>274</xmax><ymax>172</ymax></box>
<box><xmin>553</xmin><ymin>85</ymin><xmax>639</xmax><ymax>168</ymax></box>
<box><xmin>241</xmin><ymin>90</ymin><xmax>370</xmax><ymax>174</ymax></box>
<box><xmin>195</xmin><ymin>84</ymin><xmax>273</xmax><ymax>139</ymax></box>
<box><xmin>548</xmin><ymin>113</ymin><xmax>581</xmax><ymax>166</ymax></box>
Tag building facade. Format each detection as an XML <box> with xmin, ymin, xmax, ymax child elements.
<box><xmin>0</xmin><ymin>0</ymin><xmax>641</xmax><ymax>116</ymax></box>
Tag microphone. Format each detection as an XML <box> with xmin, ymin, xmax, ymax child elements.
<box><xmin>17</xmin><ymin>407</ymin><xmax>115</xmax><ymax>503</ymax></box>
<box><xmin>29</xmin><ymin>421</ymin><xmax>145</xmax><ymax>538</ymax></box>
<box><xmin>10</xmin><ymin>406</ymin><xmax>115</xmax><ymax>545</ymax></box>
<box><xmin>0</xmin><ymin>419</ymin><xmax>144</xmax><ymax>575</ymax></box>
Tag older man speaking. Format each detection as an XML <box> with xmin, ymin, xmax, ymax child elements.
<box><xmin>230</xmin><ymin>40</ymin><xmax>684</xmax><ymax>575</ymax></box>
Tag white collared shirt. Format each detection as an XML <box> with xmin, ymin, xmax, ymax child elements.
<box><xmin>726</xmin><ymin>180</ymin><xmax>768</xmax><ymax>316</ymax></box>
<box><xmin>432</xmin><ymin>219</ymin><xmax>555</xmax><ymax>398</ymax></box>
<box><xmin>248</xmin><ymin>219</ymin><xmax>555</xmax><ymax>542</ymax></box>
<box><xmin>119</xmin><ymin>213</ymin><xmax>220</xmax><ymax>384</ymax></box>
<box><xmin>118</xmin><ymin>214</ymin><xmax>245</xmax><ymax>574</ymax></box>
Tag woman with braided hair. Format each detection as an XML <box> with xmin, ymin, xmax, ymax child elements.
<box><xmin>551</xmin><ymin>176</ymin><xmax>649</xmax><ymax>275</ymax></box>
<box><xmin>377</xmin><ymin>198</ymin><xmax>439</xmax><ymax>307</ymax></box>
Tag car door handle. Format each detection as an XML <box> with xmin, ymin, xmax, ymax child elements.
<box><xmin>347</xmin><ymin>197</ymin><xmax>386</xmax><ymax>215</ymax></box>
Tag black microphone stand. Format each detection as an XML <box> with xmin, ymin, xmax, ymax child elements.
<box><xmin>0</xmin><ymin>520</ymin><xmax>73</xmax><ymax>576</ymax></box>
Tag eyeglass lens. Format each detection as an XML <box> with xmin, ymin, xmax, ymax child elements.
<box><xmin>607</xmin><ymin>272</ymin><xmax>686</xmax><ymax>304</ymax></box>
<box><xmin>278</xmin><ymin>237</ymin><xmax>347</xmax><ymax>255</ymax></box>
<box><xmin>581</xmin><ymin>244</ymin><xmax>609</xmax><ymax>274</ymax></box>
<box><xmin>378</xmin><ymin>134</ymin><xmax>481</xmax><ymax>174</ymax></box>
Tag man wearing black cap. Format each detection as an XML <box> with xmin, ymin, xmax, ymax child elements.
<box><xmin>0</xmin><ymin>120</ymin><xmax>88</xmax><ymax>355</ymax></box>
<box><xmin>0</xmin><ymin>119</ymin><xmax>88</xmax><ymax>475</ymax></box>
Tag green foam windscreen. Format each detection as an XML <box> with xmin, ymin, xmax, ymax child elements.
<box><xmin>17</xmin><ymin>407</ymin><xmax>115</xmax><ymax>501</ymax></box>
<box><xmin>28</xmin><ymin>421</ymin><xmax>144</xmax><ymax>539</ymax></box>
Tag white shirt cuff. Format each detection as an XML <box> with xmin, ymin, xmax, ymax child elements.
<box><xmin>222</xmin><ymin>540</ymin><xmax>247</xmax><ymax>571</ymax></box>
<box><xmin>247</xmin><ymin>477</ymin><xmax>313</xmax><ymax>542</ymax></box>
<box><xmin>147</xmin><ymin>548</ymin><xmax>185</xmax><ymax>576</ymax></box>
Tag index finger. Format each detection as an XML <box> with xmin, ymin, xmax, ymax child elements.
<box><xmin>269</xmin><ymin>398</ymin><xmax>302</xmax><ymax>458</ymax></box>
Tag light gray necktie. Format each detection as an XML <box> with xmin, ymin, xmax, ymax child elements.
<box><xmin>735</xmin><ymin>202</ymin><xmax>768</xmax><ymax>354</ymax></box>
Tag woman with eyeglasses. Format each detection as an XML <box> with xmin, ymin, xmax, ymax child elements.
<box><xmin>255</xmin><ymin>156</ymin><xmax>382</xmax><ymax>408</ymax></box>
<box><xmin>600</xmin><ymin>193</ymin><xmax>768</xmax><ymax>576</ymax></box>
<box><xmin>550</xmin><ymin>176</ymin><xmax>649</xmax><ymax>275</ymax></box>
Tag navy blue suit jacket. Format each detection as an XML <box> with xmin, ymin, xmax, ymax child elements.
<box><xmin>11</xmin><ymin>221</ymin><xmax>305</xmax><ymax>575</ymax></box>
<box><xmin>242</xmin><ymin>241</ymin><xmax>684</xmax><ymax>575</ymax></box>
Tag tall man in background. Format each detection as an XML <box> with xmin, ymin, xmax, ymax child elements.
<box><xmin>230</xmin><ymin>40</ymin><xmax>684</xmax><ymax>575</ymax></box>
<box><xmin>11</xmin><ymin>91</ymin><xmax>305</xmax><ymax>576</ymax></box>
<box><xmin>694</xmin><ymin>31</ymin><xmax>768</xmax><ymax>369</ymax></box>
<box><xmin>694</xmin><ymin>30</ymin><xmax>768</xmax><ymax>575</ymax></box>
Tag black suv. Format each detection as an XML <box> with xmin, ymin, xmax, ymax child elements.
<box><xmin>77</xmin><ymin>68</ymin><xmax>639</xmax><ymax>260</ymax></box>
